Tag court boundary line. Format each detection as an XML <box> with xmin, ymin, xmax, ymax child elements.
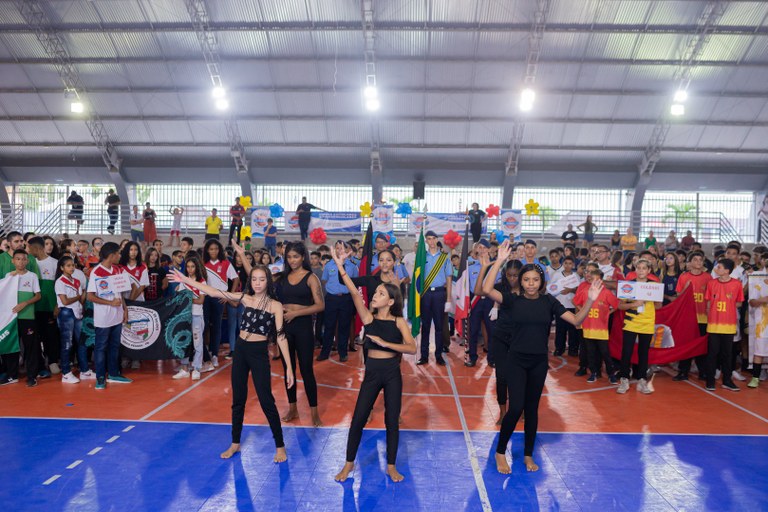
<box><xmin>138</xmin><ymin>361</ymin><xmax>233</xmax><ymax>421</ymax></box>
<box><xmin>445</xmin><ymin>360</ymin><xmax>493</xmax><ymax>512</ymax></box>
<box><xmin>3</xmin><ymin>416</ymin><xmax>768</xmax><ymax>437</ymax></box>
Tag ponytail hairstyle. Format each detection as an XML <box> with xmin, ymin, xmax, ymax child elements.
<box><xmin>55</xmin><ymin>255</ymin><xmax>75</xmax><ymax>281</ymax></box>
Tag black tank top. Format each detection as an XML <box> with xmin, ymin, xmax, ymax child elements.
<box><xmin>278</xmin><ymin>271</ymin><xmax>313</xmax><ymax>306</ymax></box>
<box><xmin>364</xmin><ymin>318</ymin><xmax>403</xmax><ymax>354</ymax></box>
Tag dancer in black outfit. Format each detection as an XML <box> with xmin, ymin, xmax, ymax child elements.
<box><xmin>275</xmin><ymin>242</ymin><xmax>325</xmax><ymax>426</ymax></box>
<box><xmin>330</xmin><ymin>243</ymin><xmax>416</xmax><ymax>483</ymax></box>
<box><xmin>482</xmin><ymin>240</ymin><xmax>602</xmax><ymax>473</ymax></box>
<box><xmin>169</xmin><ymin>249</ymin><xmax>294</xmax><ymax>464</ymax></box>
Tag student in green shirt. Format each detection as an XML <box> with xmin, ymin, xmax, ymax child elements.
<box><xmin>0</xmin><ymin>231</ymin><xmax>39</xmax><ymax>279</ymax></box>
<box><xmin>27</xmin><ymin>237</ymin><xmax>59</xmax><ymax>376</ymax></box>
<box><xmin>644</xmin><ymin>230</ymin><xmax>657</xmax><ymax>250</ymax></box>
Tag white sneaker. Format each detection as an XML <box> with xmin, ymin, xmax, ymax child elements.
<box><xmin>212</xmin><ymin>356</ymin><xmax>219</xmax><ymax>368</ymax></box>
<box><xmin>200</xmin><ymin>362</ymin><xmax>215</xmax><ymax>373</ymax></box>
<box><xmin>637</xmin><ymin>378</ymin><xmax>653</xmax><ymax>394</ymax></box>
<box><xmin>172</xmin><ymin>369</ymin><xmax>190</xmax><ymax>380</ymax></box>
<box><xmin>49</xmin><ymin>363</ymin><xmax>61</xmax><ymax>375</ymax></box>
<box><xmin>715</xmin><ymin>369</ymin><xmax>722</xmax><ymax>380</ymax></box>
<box><xmin>617</xmin><ymin>378</ymin><xmax>630</xmax><ymax>394</ymax></box>
<box><xmin>131</xmin><ymin>360</ymin><xmax>141</xmax><ymax>370</ymax></box>
<box><xmin>191</xmin><ymin>370</ymin><xmax>201</xmax><ymax>381</ymax></box>
<box><xmin>61</xmin><ymin>372</ymin><xmax>80</xmax><ymax>384</ymax></box>
<box><xmin>79</xmin><ymin>370</ymin><xmax>96</xmax><ymax>380</ymax></box>
<box><xmin>732</xmin><ymin>370</ymin><xmax>746</xmax><ymax>382</ymax></box>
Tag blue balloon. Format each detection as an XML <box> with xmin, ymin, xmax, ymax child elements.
<box><xmin>388</xmin><ymin>232</ymin><xmax>397</xmax><ymax>245</ymax></box>
<box><xmin>395</xmin><ymin>202</ymin><xmax>412</xmax><ymax>217</ymax></box>
<box><xmin>269</xmin><ymin>203</ymin><xmax>284</xmax><ymax>219</ymax></box>
<box><xmin>493</xmin><ymin>229</ymin><xmax>507</xmax><ymax>242</ymax></box>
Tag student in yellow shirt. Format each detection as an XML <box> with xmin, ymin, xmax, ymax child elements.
<box><xmin>620</xmin><ymin>227</ymin><xmax>638</xmax><ymax>255</ymax></box>
<box><xmin>205</xmin><ymin>208</ymin><xmax>223</xmax><ymax>241</ymax></box>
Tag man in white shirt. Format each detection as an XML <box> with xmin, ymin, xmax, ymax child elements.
<box><xmin>130</xmin><ymin>205</ymin><xmax>144</xmax><ymax>245</ymax></box>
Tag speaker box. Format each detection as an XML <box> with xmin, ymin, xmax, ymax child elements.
<box><xmin>413</xmin><ymin>181</ymin><xmax>425</xmax><ymax>200</ymax></box>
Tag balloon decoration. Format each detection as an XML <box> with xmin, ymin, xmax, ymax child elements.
<box><xmin>525</xmin><ymin>199</ymin><xmax>540</xmax><ymax>216</ymax></box>
<box><xmin>310</xmin><ymin>227</ymin><xmax>327</xmax><ymax>245</ymax></box>
<box><xmin>360</xmin><ymin>201</ymin><xmax>372</xmax><ymax>217</ymax></box>
<box><xmin>388</xmin><ymin>233</ymin><xmax>397</xmax><ymax>245</ymax></box>
<box><xmin>269</xmin><ymin>203</ymin><xmax>284</xmax><ymax>219</ymax></box>
<box><xmin>443</xmin><ymin>229</ymin><xmax>462</xmax><ymax>249</ymax></box>
<box><xmin>239</xmin><ymin>196</ymin><xmax>252</xmax><ymax>208</ymax></box>
<box><xmin>239</xmin><ymin>226</ymin><xmax>252</xmax><ymax>240</ymax></box>
<box><xmin>395</xmin><ymin>202</ymin><xmax>413</xmax><ymax>217</ymax></box>
<box><xmin>374</xmin><ymin>231</ymin><xmax>397</xmax><ymax>246</ymax></box>
<box><xmin>492</xmin><ymin>229</ymin><xmax>507</xmax><ymax>242</ymax></box>
<box><xmin>485</xmin><ymin>204</ymin><xmax>500</xmax><ymax>218</ymax></box>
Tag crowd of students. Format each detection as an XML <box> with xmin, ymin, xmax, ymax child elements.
<box><xmin>1</xmin><ymin>221</ymin><xmax>767</xmax><ymax>481</ymax></box>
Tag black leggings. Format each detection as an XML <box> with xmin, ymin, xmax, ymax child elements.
<box><xmin>282</xmin><ymin>316</ymin><xmax>318</xmax><ymax>406</ymax></box>
<box><xmin>346</xmin><ymin>356</ymin><xmax>402</xmax><ymax>464</ymax></box>
<box><xmin>231</xmin><ymin>339</ymin><xmax>284</xmax><ymax>448</ymax></box>
<box><xmin>707</xmin><ymin>333</ymin><xmax>735</xmax><ymax>385</ymax></box>
<box><xmin>492</xmin><ymin>336</ymin><xmax>510</xmax><ymax>406</ymax></box>
<box><xmin>585</xmin><ymin>338</ymin><xmax>614</xmax><ymax>375</ymax></box>
<box><xmin>619</xmin><ymin>330</ymin><xmax>652</xmax><ymax>380</ymax></box>
<box><xmin>496</xmin><ymin>351</ymin><xmax>548</xmax><ymax>457</ymax></box>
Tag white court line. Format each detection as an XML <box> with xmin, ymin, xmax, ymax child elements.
<box><xmin>445</xmin><ymin>359</ymin><xmax>493</xmax><ymax>512</ymax></box>
<box><xmin>42</xmin><ymin>475</ymin><xmax>60</xmax><ymax>485</ymax></box>
<box><xmin>87</xmin><ymin>447</ymin><xmax>102</xmax><ymax>455</ymax></box>
<box><xmin>139</xmin><ymin>362</ymin><xmax>232</xmax><ymax>421</ymax></box>
<box><xmin>660</xmin><ymin>367</ymin><xmax>768</xmax><ymax>424</ymax></box>
<box><xmin>66</xmin><ymin>460</ymin><xmax>82</xmax><ymax>469</ymax></box>
<box><xmin>106</xmin><ymin>435</ymin><xmax>120</xmax><ymax>443</ymax></box>
<box><xmin>122</xmin><ymin>425</ymin><xmax>135</xmax><ymax>432</ymax></box>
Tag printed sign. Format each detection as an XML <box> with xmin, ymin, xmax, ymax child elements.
<box><xmin>283</xmin><ymin>211</ymin><xmax>361</xmax><ymax>233</ymax></box>
<box><xmin>547</xmin><ymin>273</ymin><xmax>581</xmax><ymax>296</ymax></box>
<box><xmin>617</xmin><ymin>281</ymin><xmax>664</xmax><ymax>302</ymax></box>
<box><xmin>407</xmin><ymin>213</ymin><xmax>468</xmax><ymax>235</ymax></box>
<box><xmin>499</xmin><ymin>209</ymin><xmax>523</xmax><ymax>241</ymax></box>
<box><xmin>371</xmin><ymin>204</ymin><xmax>394</xmax><ymax>233</ymax></box>
<box><xmin>249</xmin><ymin>207</ymin><xmax>271</xmax><ymax>238</ymax></box>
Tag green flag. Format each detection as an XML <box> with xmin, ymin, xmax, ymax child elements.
<box><xmin>0</xmin><ymin>275</ymin><xmax>19</xmax><ymax>355</ymax></box>
<box><xmin>408</xmin><ymin>228</ymin><xmax>427</xmax><ymax>336</ymax></box>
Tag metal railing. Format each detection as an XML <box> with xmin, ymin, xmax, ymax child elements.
<box><xmin>14</xmin><ymin>201</ymin><xmax>750</xmax><ymax>244</ymax></box>
<box><xmin>1</xmin><ymin>204</ymin><xmax>24</xmax><ymax>235</ymax></box>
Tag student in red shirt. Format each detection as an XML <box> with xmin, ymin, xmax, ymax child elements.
<box><xmin>574</xmin><ymin>266</ymin><xmax>618</xmax><ymax>383</ymax></box>
<box><xmin>673</xmin><ymin>251</ymin><xmax>712</xmax><ymax>381</ymax></box>
<box><xmin>705</xmin><ymin>258</ymin><xmax>744</xmax><ymax>392</ymax></box>
<box><xmin>228</xmin><ymin>197</ymin><xmax>246</xmax><ymax>247</ymax></box>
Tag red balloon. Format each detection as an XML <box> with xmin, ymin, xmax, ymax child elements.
<box><xmin>443</xmin><ymin>229</ymin><xmax>462</xmax><ymax>249</ymax></box>
<box><xmin>309</xmin><ymin>227</ymin><xmax>327</xmax><ymax>245</ymax></box>
<box><xmin>486</xmin><ymin>204</ymin><xmax>500</xmax><ymax>218</ymax></box>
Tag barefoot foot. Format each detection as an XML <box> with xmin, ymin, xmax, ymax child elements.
<box><xmin>220</xmin><ymin>443</ymin><xmax>240</xmax><ymax>459</ymax></box>
<box><xmin>386</xmin><ymin>464</ymin><xmax>405</xmax><ymax>482</ymax></box>
<box><xmin>334</xmin><ymin>462</ymin><xmax>355</xmax><ymax>482</ymax></box>
<box><xmin>274</xmin><ymin>447</ymin><xmax>287</xmax><ymax>463</ymax></box>
<box><xmin>281</xmin><ymin>405</ymin><xmax>299</xmax><ymax>423</ymax></box>
<box><xmin>524</xmin><ymin>456</ymin><xmax>539</xmax><ymax>472</ymax></box>
<box><xmin>311</xmin><ymin>406</ymin><xmax>323</xmax><ymax>427</ymax></box>
<box><xmin>495</xmin><ymin>453</ymin><xmax>511</xmax><ymax>474</ymax></box>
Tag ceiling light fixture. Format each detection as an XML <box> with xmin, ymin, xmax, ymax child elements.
<box><xmin>365</xmin><ymin>98</ymin><xmax>380</xmax><ymax>112</ymax></box>
<box><xmin>70</xmin><ymin>101</ymin><xmax>84</xmax><ymax>113</ymax></box>
<box><xmin>670</xmin><ymin>103</ymin><xmax>685</xmax><ymax>116</ymax></box>
<box><xmin>215</xmin><ymin>98</ymin><xmax>229</xmax><ymax>110</ymax></box>
<box><xmin>674</xmin><ymin>90</ymin><xmax>688</xmax><ymax>103</ymax></box>
<box><xmin>520</xmin><ymin>88</ymin><xmax>535</xmax><ymax>112</ymax></box>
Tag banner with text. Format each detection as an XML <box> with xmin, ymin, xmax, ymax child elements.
<box><xmin>371</xmin><ymin>204</ymin><xmax>394</xmax><ymax>233</ymax></box>
<box><xmin>283</xmin><ymin>211</ymin><xmax>362</xmax><ymax>233</ymax></box>
<box><xmin>499</xmin><ymin>209</ymin><xmax>523</xmax><ymax>241</ymax></box>
<box><xmin>407</xmin><ymin>213</ymin><xmax>468</xmax><ymax>235</ymax></box>
<box><xmin>249</xmin><ymin>207</ymin><xmax>271</xmax><ymax>238</ymax></box>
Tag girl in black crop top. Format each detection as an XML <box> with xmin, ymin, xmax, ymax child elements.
<box><xmin>330</xmin><ymin>243</ymin><xmax>416</xmax><ymax>484</ymax></box>
<box><xmin>170</xmin><ymin>242</ymin><xmax>295</xmax><ymax>466</ymax></box>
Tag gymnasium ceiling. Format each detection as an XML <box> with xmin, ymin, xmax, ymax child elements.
<box><xmin>0</xmin><ymin>0</ymin><xmax>768</xmax><ymax>188</ymax></box>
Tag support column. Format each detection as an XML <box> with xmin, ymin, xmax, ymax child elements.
<box><xmin>501</xmin><ymin>173</ymin><xmax>518</xmax><ymax>209</ymax></box>
<box><xmin>0</xmin><ymin>168</ymin><xmax>10</xmax><ymax>206</ymax></box>
<box><xmin>370</xmin><ymin>150</ymin><xmax>383</xmax><ymax>204</ymax></box>
<box><xmin>630</xmin><ymin>173</ymin><xmax>652</xmax><ymax>234</ymax></box>
<box><xmin>237</xmin><ymin>170</ymin><xmax>252</xmax><ymax>198</ymax></box>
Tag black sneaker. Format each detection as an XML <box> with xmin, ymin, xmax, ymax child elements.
<box><xmin>27</xmin><ymin>378</ymin><xmax>38</xmax><ymax>388</ymax></box>
<box><xmin>339</xmin><ymin>355</ymin><xmax>348</xmax><ymax>363</ymax></box>
<box><xmin>416</xmin><ymin>358</ymin><xmax>428</xmax><ymax>366</ymax></box>
<box><xmin>316</xmin><ymin>354</ymin><xmax>329</xmax><ymax>362</ymax></box>
<box><xmin>705</xmin><ymin>381</ymin><xmax>716</xmax><ymax>391</ymax></box>
<box><xmin>574</xmin><ymin>367</ymin><xmax>588</xmax><ymax>377</ymax></box>
<box><xmin>436</xmin><ymin>356</ymin><xmax>446</xmax><ymax>366</ymax></box>
<box><xmin>722</xmin><ymin>382</ymin><xmax>740</xmax><ymax>392</ymax></box>
<box><xmin>587</xmin><ymin>374</ymin><xmax>597</xmax><ymax>383</ymax></box>
<box><xmin>672</xmin><ymin>372</ymin><xmax>688</xmax><ymax>382</ymax></box>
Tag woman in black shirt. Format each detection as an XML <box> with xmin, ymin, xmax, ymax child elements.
<box><xmin>482</xmin><ymin>240</ymin><xmax>601</xmax><ymax>474</ymax></box>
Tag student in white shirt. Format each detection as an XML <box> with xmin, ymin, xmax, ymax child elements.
<box><xmin>55</xmin><ymin>256</ymin><xmax>92</xmax><ymax>383</ymax></box>
<box><xmin>86</xmin><ymin>242</ymin><xmax>131</xmax><ymax>390</ymax></box>
<box><xmin>552</xmin><ymin>256</ymin><xmax>582</xmax><ymax>360</ymax></box>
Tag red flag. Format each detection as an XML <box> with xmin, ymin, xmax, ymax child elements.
<box><xmin>452</xmin><ymin>222</ymin><xmax>471</xmax><ymax>339</ymax></box>
<box><xmin>609</xmin><ymin>285</ymin><xmax>708</xmax><ymax>364</ymax></box>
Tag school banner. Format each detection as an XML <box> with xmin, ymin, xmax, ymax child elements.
<box><xmin>283</xmin><ymin>211</ymin><xmax>361</xmax><ymax>233</ymax></box>
<box><xmin>407</xmin><ymin>213</ymin><xmax>468</xmax><ymax>235</ymax></box>
<box><xmin>0</xmin><ymin>275</ymin><xmax>19</xmax><ymax>355</ymax></box>
<box><xmin>499</xmin><ymin>209</ymin><xmax>523</xmax><ymax>241</ymax></box>
<box><xmin>608</xmin><ymin>286</ymin><xmax>707</xmax><ymax>364</ymax></box>
<box><xmin>371</xmin><ymin>204</ymin><xmax>394</xmax><ymax>233</ymax></box>
<box><xmin>749</xmin><ymin>274</ymin><xmax>768</xmax><ymax>361</ymax></box>
<box><xmin>249</xmin><ymin>207</ymin><xmax>271</xmax><ymax>238</ymax></box>
<box><xmin>79</xmin><ymin>291</ymin><xmax>193</xmax><ymax>359</ymax></box>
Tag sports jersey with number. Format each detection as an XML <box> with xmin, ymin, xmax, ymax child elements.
<box><xmin>705</xmin><ymin>278</ymin><xmax>745</xmax><ymax>334</ymax></box>
<box><xmin>676</xmin><ymin>271</ymin><xmax>711</xmax><ymax>324</ymax></box>
<box><xmin>205</xmin><ymin>259</ymin><xmax>238</xmax><ymax>291</ymax></box>
<box><xmin>574</xmin><ymin>285</ymin><xmax>618</xmax><ymax>340</ymax></box>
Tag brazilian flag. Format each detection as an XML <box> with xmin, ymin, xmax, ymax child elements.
<box><xmin>408</xmin><ymin>228</ymin><xmax>427</xmax><ymax>336</ymax></box>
